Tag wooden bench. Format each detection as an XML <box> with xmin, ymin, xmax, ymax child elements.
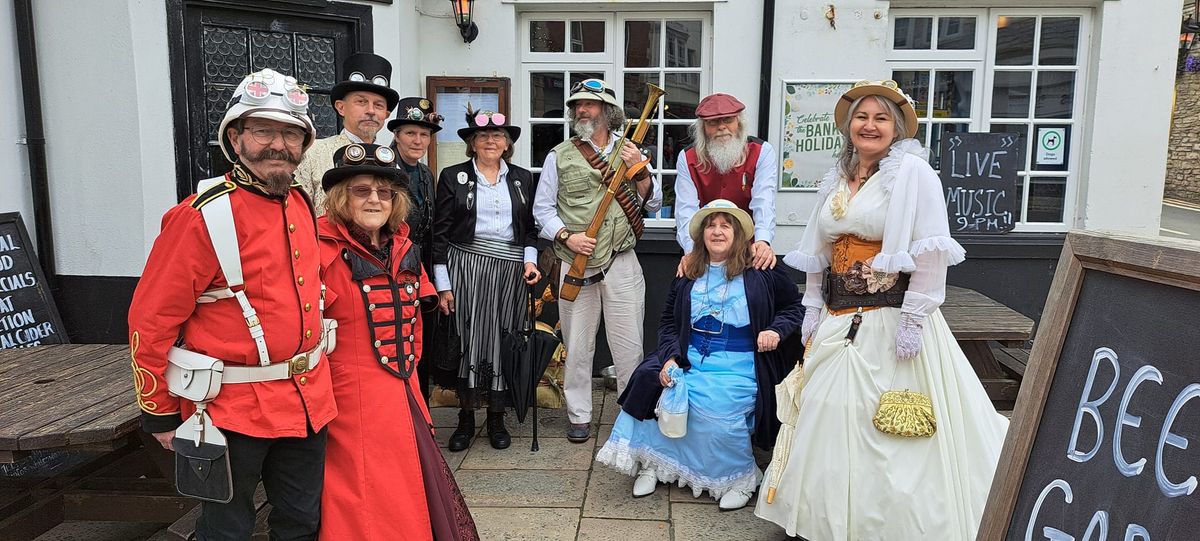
<box><xmin>0</xmin><ymin>344</ymin><xmax>193</xmax><ymax>540</ymax></box>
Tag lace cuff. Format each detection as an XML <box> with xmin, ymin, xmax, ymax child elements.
<box><xmin>910</xmin><ymin>236</ymin><xmax>966</xmax><ymax>266</ymax></box>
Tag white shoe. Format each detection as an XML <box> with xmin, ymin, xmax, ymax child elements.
<box><xmin>717</xmin><ymin>489</ymin><xmax>753</xmax><ymax>510</ymax></box>
<box><xmin>632</xmin><ymin>468</ymin><xmax>658</xmax><ymax>497</ymax></box>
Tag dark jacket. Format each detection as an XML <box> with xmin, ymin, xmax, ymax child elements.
<box><xmin>400</xmin><ymin>160</ymin><xmax>436</xmax><ymax>260</ymax></box>
<box><xmin>618</xmin><ymin>267</ymin><xmax>806</xmax><ymax>450</ymax></box>
<box><xmin>432</xmin><ymin>159</ymin><xmax>538</xmax><ymax>266</ymax></box>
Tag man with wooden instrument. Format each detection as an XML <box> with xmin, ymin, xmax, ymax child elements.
<box><xmin>532</xmin><ymin>78</ymin><xmax>661</xmax><ymax>443</ymax></box>
<box><xmin>674</xmin><ymin>93</ymin><xmax>778</xmax><ymax>274</ymax></box>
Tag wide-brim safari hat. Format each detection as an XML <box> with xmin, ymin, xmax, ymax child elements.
<box><xmin>321</xmin><ymin>143</ymin><xmax>407</xmax><ymax>192</ymax></box>
<box><xmin>565</xmin><ymin>78</ymin><xmax>620</xmax><ymax>108</ymax></box>
<box><xmin>833</xmin><ymin>80</ymin><xmax>920</xmax><ymax>138</ymax></box>
<box><xmin>689</xmin><ymin>199</ymin><xmax>754</xmax><ymax>241</ymax></box>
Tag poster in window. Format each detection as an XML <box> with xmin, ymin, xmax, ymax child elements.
<box><xmin>778</xmin><ymin>81</ymin><xmax>854</xmax><ymax>191</ymax></box>
<box><xmin>426</xmin><ymin>77</ymin><xmax>510</xmax><ymax>173</ymax></box>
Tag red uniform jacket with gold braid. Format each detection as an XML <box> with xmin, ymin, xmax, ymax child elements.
<box><xmin>129</xmin><ymin>170</ymin><xmax>337</xmax><ymax>438</ymax></box>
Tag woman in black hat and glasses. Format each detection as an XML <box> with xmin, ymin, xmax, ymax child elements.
<box><xmin>317</xmin><ymin>143</ymin><xmax>479</xmax><ymax>540</ymax></box>
<box><xmin>432</xmin><ymin>109</ymin><xmax>541</xmax><ymax>452</ymax></box>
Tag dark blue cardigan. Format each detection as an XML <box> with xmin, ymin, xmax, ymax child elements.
<box><xmin>617</xmin><ymin>267</ymin><xmax>806</xmax><ymax>450</ymax></box>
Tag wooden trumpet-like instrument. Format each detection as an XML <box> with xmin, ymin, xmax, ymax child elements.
<box><xmin>559</xmin><ymin>83</ymin><xmax>665</xmax><ymax>302</ymax></box>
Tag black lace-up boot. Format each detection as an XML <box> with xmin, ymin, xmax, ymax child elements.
<box><xmin>447</xmin><ymin>409</ymin><xmax>474</xmax><ymax>452</ymax></box>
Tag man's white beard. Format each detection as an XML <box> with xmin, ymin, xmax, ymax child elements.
<box><xmin>707</xmin><ymin>136</ymin><xmax>746</xmax><ymax>173</ymax></box>
<box><xmin>573</xmin><ymin>117</ymin><xmax>601</xmax><ymax>142</ymax></box>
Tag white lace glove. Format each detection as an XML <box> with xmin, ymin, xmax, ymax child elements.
<box><xmin>895</xmin><ymin>312</ymin><xmax>925</xmax><ymax>361</ymax></box>
<box><xmin>801</xmin><ymin>309</ymin><xmax>820</xmax><ymax>345</ymax></box>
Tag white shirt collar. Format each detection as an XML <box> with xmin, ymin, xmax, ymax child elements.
<box><xmin>471</xmin><ymin>159</ymin><xmax>509</xmax><ymax>183</ymax></box>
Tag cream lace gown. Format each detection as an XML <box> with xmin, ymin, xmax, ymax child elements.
<box><xmin>754</xmin><ymin>140</ymin><xmax>1009</xmax><ymax>540</ymax></box>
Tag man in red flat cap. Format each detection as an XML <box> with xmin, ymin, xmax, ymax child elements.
<box><xmin>675</xmin><ymin>92</ymin><xmax>778</xmax><ymax>274</ymax></box>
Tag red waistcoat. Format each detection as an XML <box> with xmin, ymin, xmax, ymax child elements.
<box><xmin>685</xmin><ymin>138</ymin><xmax>764</xmax><ymax>210</ymax></box>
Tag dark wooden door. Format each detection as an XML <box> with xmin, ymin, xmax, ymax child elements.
<box><xmin>167</xmin><ymin>0</ymin><xmax>373</xmax><ymax>199</ymax></box>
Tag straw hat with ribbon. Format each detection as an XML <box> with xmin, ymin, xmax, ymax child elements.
<box><xmin>833</xmin><ymin>80</ymin><xmax>920</xmax><ymax>138</ymax></box>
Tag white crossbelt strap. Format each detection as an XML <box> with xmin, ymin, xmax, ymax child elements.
<box><xmin>194</xmin><ymin>175</ymin><xmax>271</xmax><ymax>367</ymax></box>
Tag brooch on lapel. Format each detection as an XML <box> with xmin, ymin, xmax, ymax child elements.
<box><xmin>457</xmin><ymin>171</ymin><xmax>468</xmax><ymax>185</ymax></box>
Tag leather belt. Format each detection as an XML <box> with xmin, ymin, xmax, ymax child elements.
<box><xmin>562</xmin><ymin>271</ymin><xmax>605</xmax><ymax>287</ymax></box>
<box><xmin>823</xmin><ymin>267</ymin><xmax>911</xmax><ymax>313</ymax></box>
<box><xmin>222</xmin><ymin>346</ymin><xmax>323</xmax><ymax>384</ymax></box>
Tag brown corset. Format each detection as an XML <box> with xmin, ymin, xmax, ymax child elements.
<box><xmin>825</xmin><ymin>235</ymin><xmax>909</xmax><ymax>316</ymax></box>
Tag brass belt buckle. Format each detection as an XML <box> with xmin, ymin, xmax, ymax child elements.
<box><xmin>288</xmin><ymin>353</ymin><xmax>310</xmax><ymax>376</ymax></box>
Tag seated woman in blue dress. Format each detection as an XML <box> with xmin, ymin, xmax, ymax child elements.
<box><xmin>596</xmin><ymin>199</ymin><xmax>806</xmax><ymax>510</ymax></box>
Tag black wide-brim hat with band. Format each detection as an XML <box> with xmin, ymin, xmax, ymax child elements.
<box><xmin>387</xmin><ymin>96</ymin><xmax>444</xmax><ymax>133</ymax></box>
<box><xmin>322</xmin><ymin>143</ymin><xmax>408</xmax><ymax>192</ymax></box>
<box><xmin>456</xmin><ymin>109</ymin><xmax>521</xmax><ymax>142</ymax></box>
<box><xmin>330</xmin><ymin>53</ymin><xmax>400</xmax><ymax>112</ymax></box>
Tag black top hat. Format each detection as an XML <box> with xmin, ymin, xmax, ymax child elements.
<box><xmin>322</xmin><ymin>143</ymin><xmax>408</xmax><ymax>192</ymax></box>
<box><xmin>456</xmin><ymin>108</ymin><xmax>521</xmax><ymax>143</ymax></box>
<box><xmin>387</xmin><ymin>97</ymin><xmax>444</xmax><ymax>133</ymax></box>
<box><xmin>330</xmin><ymin>53</ymin><xmax>400</xmax><ymax>112</ymax></box>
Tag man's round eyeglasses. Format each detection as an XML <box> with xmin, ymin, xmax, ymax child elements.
<box><xmin>243</xmin><ymin>126</ymin><xmax>306</xmax><ymax>146</ymax></box>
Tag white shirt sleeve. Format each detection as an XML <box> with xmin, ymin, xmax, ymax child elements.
<box><xmin>642</xmin><ymin>164</ymin><xmax>663</xmax><ymax>214</ymax></box>
<box><xmin>533</xmin><ymin>150</ymin><xmax>565</xmax><ymax>240</ymax></box>
<box><xmin>673</xmin><ymin>151</ymin><xmax>699</xmax><ymax>253</ymax></box>
<box><xmin>751</xmin><ymin>142</ymin><xmax>779</xmax><ymax>245</ymax></box>
<box><xmin>434</xmin><ymin>264</ymin><xmax>451</xmax><ymax>292</ymax></box>
<box><xmin>524</xmin><ymin>247</ymin><xmax>538</xmax><ymax>265</ymax></box>
<box><xmin>901</xmin><ymin>249</ymin><xmax>948</xmax><ymax>317</ymax></box>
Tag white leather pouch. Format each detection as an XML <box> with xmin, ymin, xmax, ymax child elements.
<box><xmin>322</xmin><ymin>318</ymin><xmax>338</xmax><ymax>355</ymax></box>
<box><xmin>166</xmin><ymin>346</ymin><xmax>225</xmax><ymax>403</ymax></box>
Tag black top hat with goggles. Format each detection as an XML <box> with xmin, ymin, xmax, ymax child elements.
<box><xmin>331</xmin><ymin>53</ymin><xmax>401</xmax><ymax>113</ymax></box>
<box><xmin>387</xmin><ymin>97</ymin><xmax>444</xmax><ymax>133</ymax></box>
<box><xmin>321</xmin><ymin>143</ymin><xmax>409</xmax><ymax>192</ymax></box>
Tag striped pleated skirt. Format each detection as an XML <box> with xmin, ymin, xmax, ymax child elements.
<box><xmin>447</xmin><ymin>238</ymin><xmax>526</xmax><ymax>392</ymax></box>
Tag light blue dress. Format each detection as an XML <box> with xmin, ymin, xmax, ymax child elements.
<box><xmin>596</xmin><ymin>263</ymin><xmax>761</xmax><ymax>498</ymax></box>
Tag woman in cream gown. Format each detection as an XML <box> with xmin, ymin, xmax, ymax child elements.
<box><xmin>754</xmin><ymin>81</ymin><xmax>1008</xmax><ymax>540</ymax></box>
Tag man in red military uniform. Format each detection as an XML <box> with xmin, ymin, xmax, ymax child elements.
<box><xmin>129</xmin><ymin>68</ymin><xmax>336</xmax><ymax>540</ymax></box>
<box><xmin>674</xmin><ymin>93</ymin><xmax>778</xmax><ymax>274</ymax></box>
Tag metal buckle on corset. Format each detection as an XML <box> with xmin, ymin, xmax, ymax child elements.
<box><xmin>288</xmin><ymin>352</ymin><xmax>312</xmax><ymax>376</ymax></box>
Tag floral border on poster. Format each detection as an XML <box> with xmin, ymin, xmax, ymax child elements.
<box><xmin>778</xmin><ymin>80</ymin><xmax>855</xmax><ymax>191</ymax></box>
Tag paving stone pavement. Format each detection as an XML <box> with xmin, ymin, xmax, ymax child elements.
<box><xmin>441</xmin><ymin>380</ymin><xmax>794</xmax><ymax>541</ymax></box>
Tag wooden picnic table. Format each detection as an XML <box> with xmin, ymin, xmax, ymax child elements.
<box><xmin>798</xmin><ymin>284</ymin><xmax>1035</xmax><ymax>405</ymax></box>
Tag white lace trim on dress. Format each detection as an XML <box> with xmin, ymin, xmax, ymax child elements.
<box><xmin>596</xmin><ymin>439</ymin><xmax>761</xmax><ymax>499</ymax></box>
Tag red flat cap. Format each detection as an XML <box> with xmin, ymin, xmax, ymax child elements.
<box><xmin>696</xmin><ymin>93</ymin><xmax>745</xmax><ymax>119</ymax></box>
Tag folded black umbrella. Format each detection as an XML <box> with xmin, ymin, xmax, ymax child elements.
<box><xmin>501</xmin><ymin>284</ymin><xmax>560</xmax><ymax>451</ymax></box>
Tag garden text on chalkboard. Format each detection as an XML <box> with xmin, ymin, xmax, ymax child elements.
<box><xmin>938</xmin><ymin>132</ymin><xmax>1022</xmax><ymax>234</ymax></box>
<box><xmin>0</xmin><ymin>212</ymin><xmax>65</xmax><ymax>348</ymax></box>
<box><xmin>979</xmin><ymin>231</ymin><xmax>1200</xmax><ymax>540</ymax></box>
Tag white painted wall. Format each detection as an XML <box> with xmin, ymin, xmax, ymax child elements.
<box><xmin>0</xmin><ymin>0</ymin><xmax>34</xmax><ymax>245</ymax></box>
<box><xmin>1077</xmin><ymin>0</ymin><xmax>1176</xmax><ymax>235</ymax></box>
<box><xmin>768</xmin><ymin>0</ymin><xmax>893</xmax><ymax>252</ymax></box>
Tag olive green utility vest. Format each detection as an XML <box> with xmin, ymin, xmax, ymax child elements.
<box><xmin>551</xmin><ymin>138</ymin><xmax>637</xmax><ymax>269</ymax></box>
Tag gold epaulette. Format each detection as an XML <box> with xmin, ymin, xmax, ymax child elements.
<box><xmin>191</xmin><ymin>180</ymin><xmax>238</xmax><ymax>210</ymax></box>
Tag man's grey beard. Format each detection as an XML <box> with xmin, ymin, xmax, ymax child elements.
<box><xmin>573</xmin><ymin>116</ymin><xmax>603</xmax><ymax>142</ymax></box>
<box><xmin>707</xmin><ymin>136</ymin><xmax>747</xmax><ymax>173</ymax></box>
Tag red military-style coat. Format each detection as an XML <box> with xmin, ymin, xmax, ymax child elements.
<box><xmin>316</xmin><ymin>216</ymin><xmax>439</xmax><ymax>541</ymax></box>
<box><xmin>128</xmin><ymin>167</ymin><xmax>337</xmax><ymax>438</ymax></box>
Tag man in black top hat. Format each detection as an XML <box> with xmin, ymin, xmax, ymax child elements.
<box><xmin>296</xmin><ymin>52</ymin><xmax>400</xmax><ymax>212</ymax></box>
<box><xmin>388</xmin><ymin>97</ymin><xmax>444</xmax><ymax>399</ymax></box>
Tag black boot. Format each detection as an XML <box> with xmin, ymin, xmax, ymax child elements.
<box><xmin>486</xmin><ymin>411</ymin><xmax>511</xmax><ymax>450</ymax></box>
<box><xmin>447</xmin><ymin>409</ymin><xmax>474</xmax><ymax>452</ymax></box>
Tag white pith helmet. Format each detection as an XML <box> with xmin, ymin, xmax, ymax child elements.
<box><xmin>217</xmin><ymin>68</ymin><xmax>317</xmax><ymax>162</ymax></box>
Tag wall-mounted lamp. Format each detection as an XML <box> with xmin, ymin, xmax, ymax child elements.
<box><xmin>1182</xmin><ymin>17</ymin><xmax>1200</xmax><ymax>51</ymax></box>
<box><xmin>450</xmin><ymin>0</ymin><xmax>478</xmax><ymax>44</ymax></box>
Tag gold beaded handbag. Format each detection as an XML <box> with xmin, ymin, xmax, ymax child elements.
<box><xmin>872</xmin><ymin>361</ymin><xmax>936</xmax><ymax>438</ymax></box>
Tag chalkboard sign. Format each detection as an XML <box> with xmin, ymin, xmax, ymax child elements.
<box><xmin>979</xmin><ymin>231</ymin><xmax>1200</xmax><ymax>540</ymax></box>
<box><xmin>939</xmin><ymin>132</ymin><xmax>1022</xmax><ymax>234</ymax></box>
<box><xmin>0</xmin><ymin>212</ymin><xmax>66</xmax><ymax>348</ymax></box>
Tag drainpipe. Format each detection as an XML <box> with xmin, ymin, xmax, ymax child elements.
<box><xmin>13</xmin><ymin>0</ymin><xmax>55</xmax><ymax>282</ymax></box>
<box><xmin>757</xmin><ymin>0</ymin><xmax>776</xmax><ymax>139</ymax></box>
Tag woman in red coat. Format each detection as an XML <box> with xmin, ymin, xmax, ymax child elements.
<box><xmin>317</xmin><ymin>143</ymin><xmax>479</xmax><ymax>540</ymax></box>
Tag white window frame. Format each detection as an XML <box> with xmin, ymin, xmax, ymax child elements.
<box><xmin>518</xmin><ymin>10</ymin><xmax>712</xmax><ymax>229</ymax></box>
<box><xmin>888</xmin><ymin>8</ymin><xmax>1091</xmax><ymax>233</ymax></box>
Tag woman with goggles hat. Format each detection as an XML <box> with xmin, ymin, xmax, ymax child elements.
<box><xmin>432</xmin><ymin>108</ymin><xmax>541</xmax><ymax>452</ymax></box>
<box><xmin>755</xmin><ymin>80</ymin><xmax>1008</xmax><ymax>540</ymax></box>
<box><xmin>316</xmin><ymin>143</ymin><xmax>479</xmax><ymax>540</ymax></box>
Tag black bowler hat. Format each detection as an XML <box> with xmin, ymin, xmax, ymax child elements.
<box><xmin>330</xmin><ymin>53</ymin><xmax>400</xmax><ymax>112</ymax></box>
<box><xmin>456</xmin><ymin>108</ymin><xmax>521</xmax><ymax>143</ymax></box>
<box><xmin>387</xmin><ymin>96</ymin><xmax>444</xmax><ymax>133</ymax></box>
<box><xmin>321</xmin><ymin>143</ymin><xmax>409</xmax><ymax>192</ymax></box>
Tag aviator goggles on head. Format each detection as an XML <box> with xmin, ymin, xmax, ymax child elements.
<box><xmin>570</xmin><ymin>79</ymin><xmax>616</xmax><ymax>98</ymax></box>
<box><xmin>232</xmin><ymin>73</ymin><xmax>310</xmax><ymax>113</ymax></box>
<box><xmin>405</xmin><ymin>106</ymin><xmax>445</xmax><ymax>124</ymax></box>
<box><xmin>473</xmin><ymin>111</ymin><xmax>507</xmax><ymax>127</ymax></box>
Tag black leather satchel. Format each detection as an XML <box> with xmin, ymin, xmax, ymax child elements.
<box><xmin>172</xmin><ymin>413</ymin><xmax>233</xmax><ymax>503</ymax></box>
<box><xmin>823</xmin><ymin>266</ymin><xmax>911</xmax><ymax>312</ymax></box>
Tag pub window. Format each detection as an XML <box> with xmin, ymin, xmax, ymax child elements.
<box><xmin>889</xmin><ymin>10</ymin><xmax>1088</xmax><ymax>231</ymax></box>
<box><xmin>521</xmin><ymin>12</ymin><xmax>711</xmax><ymax>228</ymax></box>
